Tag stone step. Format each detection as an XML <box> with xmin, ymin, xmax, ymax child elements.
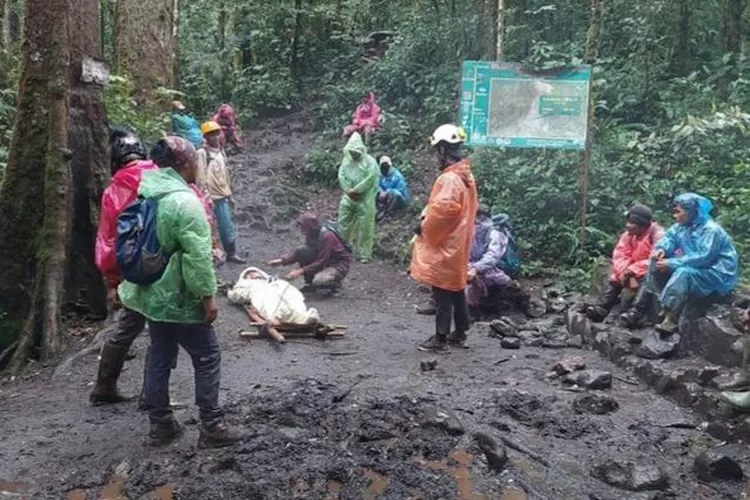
<box><xmin>566</xmin><ymin>308</ymin><xmax>750</xmax><ymax>441</ymax></box>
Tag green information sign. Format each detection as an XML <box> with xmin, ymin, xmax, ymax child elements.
<box><xmin>459</xmin><ymin>61</ymin><xmax>592</xmax><ymax>150</ymax></box>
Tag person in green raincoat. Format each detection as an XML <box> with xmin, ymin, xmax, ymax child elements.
<box><xmin>338</xmin><ymin>132</ymin><xmax>379</xmax><ymax>263</ymax></box>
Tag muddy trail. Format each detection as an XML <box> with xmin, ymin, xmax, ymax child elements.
<box><xmin>0</xmin><ymin>116</ymin><xmax>746</xmax><ymax>499</ymax></box>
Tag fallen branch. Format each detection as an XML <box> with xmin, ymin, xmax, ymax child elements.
<box><xmin>499</xmin><ymin>436</ymin><xmax>551</xmax><ymax>467</ymax></box>
<box><xmin>613</xmin><ymin>374</ymin><xmax>639</xmax><ymax>386</ymax></box>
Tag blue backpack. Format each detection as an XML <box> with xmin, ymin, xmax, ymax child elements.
<box><xmin>116</xmin><ymin>192</ymin><xmax>178</xmax><ymax>285</ymax></box>
<box><xmin>492</xmin><ymin>213</ymin><xmax>521</xmax><ymax>278</ymax></box>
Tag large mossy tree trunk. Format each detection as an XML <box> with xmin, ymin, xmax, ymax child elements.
<box><xmin>0</xmin><ymin>0</ymin><xmax>109</xmax><ymax>371</ymax></box>
<box><xmin>115</xmin><ymin>0</ymin><xmax>175</xmax><ymax>105</ymax></box>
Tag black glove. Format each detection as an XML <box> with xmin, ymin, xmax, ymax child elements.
<box><xmin>413</xmin><ymin>224</ymin><xmax>422</xmax><ymax>236</ymax></box>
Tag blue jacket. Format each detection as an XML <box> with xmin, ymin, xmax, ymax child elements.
<box><xmin>171</xmin><ymin>112</ymin><xmax>204</xmax><ymax>148</ymax></box>
<box><xmin>654</xmin><ymin>193</ymin><xmax>738</xmax><ymax>304</ymax></box>
<box><xmin>378</xmin><ymin>167</ymin><xmax>410</xmax><ymax>202</ymax></box>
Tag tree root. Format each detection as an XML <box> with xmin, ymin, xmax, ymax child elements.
<box><xmin>0</xmin><ymin>341</ymin><xmax>19</xmax><ymax>371</ymax></box>
<box><xmin>52</xmin><ymin>317</ymin><xmax>114</xmax><ymax>378</ymax></box>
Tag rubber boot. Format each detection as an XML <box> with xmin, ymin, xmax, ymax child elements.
<box><xmin>148</xmin><ymin>419</ymin><xmax>184</xmax><ymax>447</ymax></box>
<box><xmin>448</xmin><ymin>330</ymin><xmax>469</xmax><ymax>349</ymax></box>
<box><xmin>719</xmin><ymin>337</ymin><xmax>750</xmax><ymax>391</ymax></box>
<box><xmin>585</xmin><ymin>282</ymin><xmax>621</xmax><ymax>322</ymax></box>
<box><xmin>655</xmin><ymin>311</ymin><xmax>679</xmax><ymax>334</ymax></box>
<box><xmin>198</xmin><ymin>421</ymin><xmax>244</xmax><ymax>449</ymax></box>
<box><xmin>418</xmin><ymin>334</ymin><xmax>447</xmax><ymax>352</ymax></box>
<box><xmin>89</xmin><ymin>344</ymin><xmax>133</xmax><ymax>405</ymax></box>
<box><xmin>225</xmin><ymin>241</ymin><xmax>247</xmax><ymax>264</ymax></box>
<box><xmin>619</xmin><ymin>287</ymin><xmax>653</xmax><ymax>329</ymax></box>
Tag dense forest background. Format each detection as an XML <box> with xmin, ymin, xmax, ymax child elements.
<box><xmin>1</xmin><ymin>0</ymin><xmax>750</xmax><ymax>366</ymax></box>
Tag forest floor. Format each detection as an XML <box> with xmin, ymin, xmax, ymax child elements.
<box><xmin>0</xmin><ymin>115</ymin><xmax>747</xmax><ymax>499</ymax></box>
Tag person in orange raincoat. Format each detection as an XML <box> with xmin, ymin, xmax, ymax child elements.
<box><xmin>410</xmin><ymin>124</ymin><xmax>478</xmax><ymax>351</ymax></box>
<box><xmin>585</xmin><ymin>204</ymin><xmax>665</xmax><ymax>324</ymax></box>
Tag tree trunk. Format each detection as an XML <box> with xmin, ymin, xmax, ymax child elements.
<box><xmin>115</xmin><ymin>0</ymin><xmax>174</xmax><ymax>105</ymax></box>
<box><xmin>0</xmin><ymin>0</ymin><xmax>109</xmax><ymax>370</ymax></box>
<box><xmin>579</xmin><ymin>0</ymin><xmax>605</xmax><ymax>249</ymax></box>
<box><xmin>723</xmin><ymin>0</ymin><xmax>746</xmax><ymax>55</ymax></box>
<box><xmin>495</xmin><ymin>0</ymin><xmax>505</xmax><ymax>60</ymax></box>
<box><xmin>290</xmin><ymin>0</ymin><xmax>303</xmax><ymax>84</ymax></box>
<box><xmin>219</xmin><ymin>0</ymin><xmax>228</xmax><ymax>102</ymax></box>
<box><xmin>238</xmin><ymin>4</ymin><xmax>252</xmax><ymax>69</ymax></box>
<box><xmin>1</xmin><ymin>0</ymin><xmax>9</xmax><ymax>54</ymax></box>
<box><xmin>674</xmin><ymin>0</ymin><xmax>692</xmax><ymax>75</ymax></box>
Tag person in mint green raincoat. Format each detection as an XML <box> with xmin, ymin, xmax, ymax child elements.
<box><xmin>338</xmin><ymin>132</ymin><xmax>379</xmax><ymax>262</ymax></box>
<box><xmin>647</xmin><ymin>192</ymin><xmax>738</xmax><ymax>334</ymax></box>
<box><xmin>120</xmin><ymin>136</ymin><xmax>242</xmax><ymax>449</ymax></box>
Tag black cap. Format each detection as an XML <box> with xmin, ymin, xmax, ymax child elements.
<box><xmin>625</xmin><ymin>203</ymin><xmax>653</xmax><ymax>227</ymax></box>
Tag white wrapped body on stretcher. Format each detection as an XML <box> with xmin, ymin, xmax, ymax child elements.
<box><xmin>228</xmin><ymin>266</ymin><xmax>320</xmax><ymax>326</ymax></box>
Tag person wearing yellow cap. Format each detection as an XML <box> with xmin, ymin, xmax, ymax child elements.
<box><xmin>197</xmin><ymin>121</ymin><xmax>246</xmax><ymax>264</ymax></box>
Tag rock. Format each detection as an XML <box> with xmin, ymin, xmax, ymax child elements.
<box><xmin>694</xmin><ymin>445</ymin><xmax>745</xmax><ymax>482</ymax></box>
<box><xmin>422</xmin><ymin>408</ymin><xmax>465</xmax><ymax>436</ymax></box>
<box><xmin>553</xmin><ymin>356</ymin><xmax>586</xmax><ymax>376</ymax></box>
<box><xmin>566</xmin><ymin>309</ymin><xmax>593</xmax><ymax>342</ymax></box>
<box><xmin>697</xmin><ymin>366</ymin><xmax>722</xmax><ymax>387</ymax></box>
<box><xmin>573</xmin><ymin>394</ymin><xmax>619</xmax><ymax>415</ymax></box>
<box><xmin>501</xmin><ymin>337</ymin><xmax>521</xmax><ymax>350</ymax></box>
<box><xmin>490</xmin><ymin>317</ymin><xmax>518</xmax><ymax>338</ymax></box>
<box><xmin>473</xmin><ymin>431</ymin><xmax>509</xmax><ymax>472</ymax></box>
<box><xmin>420</xmin><ymin>358</ymin><xmax>438</xmax><ymax>372</ymax></box>
<box><xmin>564</xmin><ymin>370</ymin><xmax>612</xmax><ymax>390</ymax></box>
<box><xmin>637</xmin><ymin>331</ymin><xmax>680</xmax><ymax>360</ymax></box>
<box><xmin>526</xmin><ymin>337</ymin><xmax>544</xmax><ymax>347</ymax></box>
<box><xmin>591</xmin><ymin>460</ymin><xmax>669</xmax><ymax>491</ymax></box>
<box><xmin>526</xmin><ymin>297</ymin><xmax>547</xmax><ymax>318</ymax></box>
<box><xmin>567</xmin><ymin>335</ymin><xmax>584</xmax><ymax>348</ymax></box>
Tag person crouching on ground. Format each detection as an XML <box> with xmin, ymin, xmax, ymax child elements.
<box><xmin>269</xmin><ymin>213</ymin><xmax>352</xmax><ymax>293</ymax></box>
<box><xmin>586</xmin><ymin>204</ymin><xmax>665</xmax><ymax>324</ymax></box>
<box><xmin>644</xmin><ymin>193</ymin><xmax>738</xmax><ymax>334</ymax></box>
<box><xmin>338</xmin><ymin>132</ymin><xmax>379</xmax><ymax>263</ymax></box>
<box><xmin>376</xmin><ymin>155</ymin><xmax>410</xmax><ymax>222</ymax></box>
<box><xmin>410</xmin><ymin>124</ymin><xmax>478</xmax><ymax>351</ymax></box>
<box><xmin>89</xmin><ymin>129</ymin><xmax>158</xmax><ymax>405</ymax></box>
<box><xmin>197</xmin><ymin>120</ymin><xmax>246</xmax><ymax>264</ymax></box>
<box><xmin>466</xmin><ymin>205</ymin><xmax>512</xmax><ymax>320</ymax></box>
<box><xmin>119</xmin><ymin>136</ymin><xmax>243</xmax><ymax>448</ymax></box>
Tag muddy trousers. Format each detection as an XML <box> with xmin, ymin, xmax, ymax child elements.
<box><xmin>433</xmin><ymin>287</ymin><xmax>471</xmax><ymax>337</ymax></box>
<box><xmin>144</xmin><ymin>322</ymin><xmax>223</xmax><ymax>428</ymax></box>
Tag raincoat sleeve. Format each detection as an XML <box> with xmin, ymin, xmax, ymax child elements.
<box><xmin>175</xmin><ymin>196</ymin><xmax>218</xmax><ymax>298</ymax></box>
<box><xmin>655</xmin><ymin>226</ymin><xmax>679</xmax><ymax>257</ymax></box>
<box><xmin>611</xmin><ymin>233</ymin><xmax>633</xmax><ymax>281</ymax></box>
<box><xmin>196</xmin><ymin>149</ymin><xmax>208</xmax><ymax>192</ymax></box>
<box><xmin>351</xmin><ymin>159</ymin><xmax>379</xmax><ymax>195</ymax></box>
<box><xmin>421</xmin><ymin>173</ymin><xmax>464</xmax><ymax>246</ymax></box>
<box><xmin>626</xmin><ymin>225</ymin><xmax>666</xmax><ymax>279</ymax></box>
<box><xmin>94</xmin><ymin>187</ymin><xmax>121</xmax><ymax>289</ymax></box>
<box><xmin>303</xmin><ymin>233</ymin><xmax>335</xmax><ymax>275</ymax></box>
<box><xmin>393</xmin><ymin>169</ymin><xmax>409</xmax><ymax>200</ymax></box>
<box><xmin>667</xmin><ymin>227</ymin><xmax>723</xmax><ymax>270</ymax></box>
<box><xmin>472</xmin><ymin>230</ymin><xmax>507</xmax><ymax>273</ymax></box>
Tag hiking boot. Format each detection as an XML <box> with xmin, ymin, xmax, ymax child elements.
<box><xmin>227</xmin><ymin>254</ymin><xmax>247</xmax><ymax>264</ymax></box>
<box><xmin>418</xmin><ymin>335</ymin><xmax>447</xmax><ymax>352</ymax></box>
<box><xmin>718</xmin><ymin>372</ymin><xmax>750</xmax><ymax>391</ymax></box>
<box><xmin>448</xmin><ymin>331</ymin><xmax>469</xmax><ymax>349</ymax></box>
<box><xmin>198</xmin><ymin>422</ymin><xmax>244</xmax><ymax>449</ymax></box>
<box><xmin>585</xmin><ymin>305</ymin><xmax>609</xmax><ymax>323</ymax></box>
<box><xmin>89</xmin><ymin>344</ymin><xmax>133</xmax><ymax>406</ymax></box>
<box><xmin>655</xmin><ymin>312</ymin><xmax>678</xmax><ymax>334</ymax></box>
<box><xmin>585</xmin><ymin>282</ymin><xmax>622</xmax><ymax>323</ymax></box>
<box><xmin>148</xmin><ymin>419</ymin><xmax>184</xmax><ymax>447</ymax></box>
<box><xmin>618</xmin><ymin>309</ymin><xmax>643</xmax><ymax>329</ymax></box>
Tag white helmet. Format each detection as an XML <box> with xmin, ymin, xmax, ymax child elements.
<box><xmin>379</xmin><ymin>155</ymin><xmax>392</xmax><ymax>166</ymax></box>
<box><xmin>430</xmin><ymin>124</ymin><xmax>466</xmax><ymax>147</ymax></box>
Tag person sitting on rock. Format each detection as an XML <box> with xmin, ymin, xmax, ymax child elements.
<box><xmin>646</xmin><ymin>193</ymin><xmax>738</xmax><ymax>334</ymax></box>
<box><xmin>376</xmin><ymin>155</ymin><xmax>410</xmax><ymax>222</ymax></box>
<box><xmin>466</xmin><ymin>205</ymin><xmax>512</xmax><ymax>319</ymax></box>
<box><xmin>269</xmin><ymin>213</ymin><xmax>352</xmax><ymax>293</ymax></box>
<box><xmin>342</xmin><ymin>92</ymin><xmax>382</xmax><ymax>141</ymax></box>
<box><xmin>586</xmin><ymin>204</ymin><xmax>665</xmax><ymax>323</ymax></box>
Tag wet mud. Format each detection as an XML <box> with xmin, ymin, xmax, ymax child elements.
<box><xmin>0</xmin><ymin>116</ymin><xmax>748</xmax><ymax>499</ymax></box>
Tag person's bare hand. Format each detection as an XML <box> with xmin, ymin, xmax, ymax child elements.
<box><xmin>467</xmin><ymin>268</ymin><xmax>478</xmax><ymax>282</ymax></box>
<box><xmin>651</xmin><ymin>249</ymin><xmax>665</xmax><ymax>260</ymax></box>
<box><xmin>628</xmin><ymin>277</ymin><xmax>639</xmax><ymax>289</ymax></box>
<box><xmin>285</xmin><ymin>268</ymin><xmax>304</xmax><ymax>281</ymax></box>
<box><xmin>655</xmin><ymin>258</ymin><xmax>670</xmax><ymax>272</ymax></box>
<box><xmin>107</xmin><ymin>288</ymin><xmax>122</xmax><ymax>311</ymax></box>
<box><xmin>202</xmin><ymin>296</ymin><xmax>219</xmax><ymax>324</ymax></box>
<box><xmin>742</xmin><ymin>309</ymin><xmax>750</xmax><ymax>328</ymax></box>
<box><xmin>268</xmin><ymin>259</ymin><xmax>283</xmax><ymax>267</ymax></box>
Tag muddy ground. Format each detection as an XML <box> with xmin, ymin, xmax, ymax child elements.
<box><xmin>0</xmin><ymin>116</ymin><xmax>747</xmax><ymax>499</ymax></box>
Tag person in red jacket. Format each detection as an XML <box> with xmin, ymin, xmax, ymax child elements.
<box><xmin>585</xmin><ymin>204</ymin><xmax>665</xmax><ymax>323</ymax></box>
<box><xmin>89</xmin><ymin>129</ymin><xmax>158</xmax><ymax>405</ymax></box>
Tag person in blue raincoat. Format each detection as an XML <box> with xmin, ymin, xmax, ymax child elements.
<box><xmin>171</xmin><ymin>100</ymin><xmax>204</xmax><ymax>148</ymax></box>
<box><xmin>648</xmin><ymin>193</ymin><xmax>739</xmax><ymax>333</ymax></box>
<box><xmin>376</xmin><ymin>156</ymin><xmax>410</xmax><ymax>221</ymax></box>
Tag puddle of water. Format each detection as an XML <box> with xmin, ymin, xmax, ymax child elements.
<box><xmin>100</xmin><ymin>475</ymin><xmax>125</xmax><ymax>500</ymax></box>
<box><xmin>451</xmin><ymin>451</ymin><xmax>479</xmax><ymax>500</ymax></box>
<box><xmin>153</xmin><ymin>484</ymin><xmax>174</xmax><ymax>500</ymax></box>
<box><xmin>67</xmin><ymin>490</ymin><xmax>87</xmax><ymax>500</ymax></box>
<box><xmin>362</xmin><ymin>468</ymin><xmax>389</xmax><ymax>500</ymax></box>
<box><xmin>0</xmin><ymin>480</ymin><xmax>30</xmax><ymax>494</ymax></box>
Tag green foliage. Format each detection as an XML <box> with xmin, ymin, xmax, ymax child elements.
<box><xmin>305</xmin><ymin>147</ymin><xmax>340</xmax><ymax>188</ymax></box>
<box><xmin>102</xmin><ymin>75</ymin><xmax>171</xmax><ymax>143</ymax></box>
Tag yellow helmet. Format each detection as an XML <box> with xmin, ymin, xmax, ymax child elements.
<box><xmin>201</xmin><ymin>121</ymin><xmax>222</xmax><ymax>136</ymax></box>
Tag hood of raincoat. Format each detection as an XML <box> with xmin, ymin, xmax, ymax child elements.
<box><xmin>343</xmin><ymin>132</ymin><xmax>367</xmax><ymax>158</ymax></box>
<box><xmin>444</xmin><ymin>159</ymin><xmax>476</xmax><ymax>190</ymax></box>
<box><xmin>216</xmin><ymin>104</ymin><xmax>235</xmax><ymax>119</ymax></box>
<box><xmin>674</xmin><ymin>193</ymin><xmax>713</xmax><ymax>226</ymax></box>
<box><xmin>138</xmin><ymin>167</ymin><xmax>192</xmax><ymax>199</ymax></box>
<box><xmin>237</xmin><ymin>266</ymin><xmax>270</xmax><ymax>282</ymax></box>
<box><xmin>112</xmin><ymin>160</ymin><xmax>157</xmax><ymax>192</ymax></box>
<box><xmin>297</xmin><ymin>212</ymin><xmax>322</xmax><ymax>240</ymax></box>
